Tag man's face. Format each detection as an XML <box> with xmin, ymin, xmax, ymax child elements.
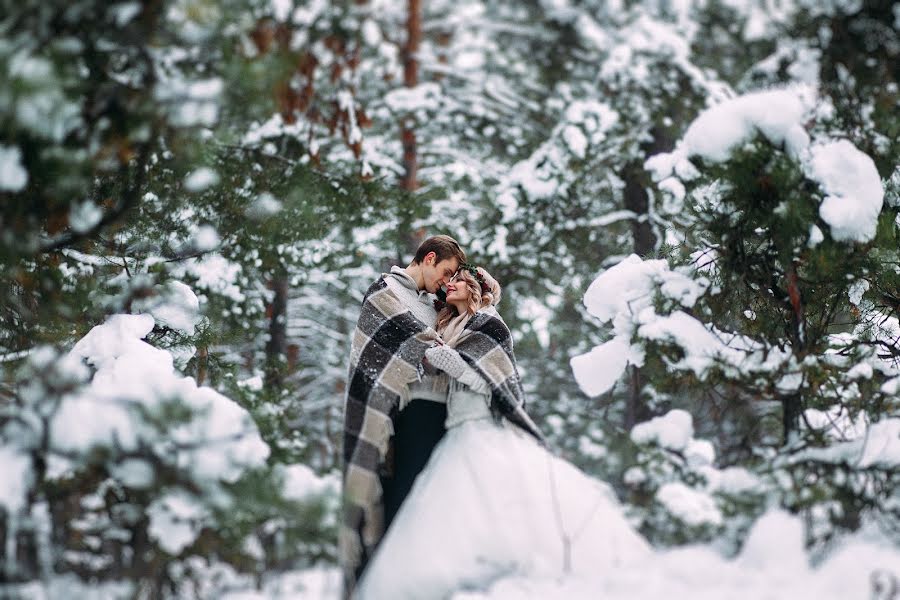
<box><xmin>423</xmin><ymin>254</ymin><xmax>460</xmax><ymax>294</ymax></box>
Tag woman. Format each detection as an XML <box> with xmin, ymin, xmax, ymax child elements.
<box><xmin>355</xmin><ymin>265</ymin><xmax>650</xmax><ymax>599</ymax></box>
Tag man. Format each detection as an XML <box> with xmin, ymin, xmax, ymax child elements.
<box><xmin>341</xmin><ymin>235</ymin><xmax>465</xmax><ymax>596</ymax></box>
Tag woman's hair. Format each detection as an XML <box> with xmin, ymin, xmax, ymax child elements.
<box><xmin>436</xmin><ymin>266</ymin><xmax>501</xmax><ymax>332</ymax></box>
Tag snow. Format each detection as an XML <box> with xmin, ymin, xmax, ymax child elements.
<box><xmin>0</xmin><ymin>447</ymin><xmax>32</xmax><ymax>513</ymax></box>
<box><xmin>49</xmin><ymin>314</ymin><xmax>269</xmax><ymax>483</ymax></box>
<box><xmin>134</xmin><ymin>280</ymin><xmax>201</xmax><ymax>335</ymax></box>
<box><xmin>174</xmin><ymin>253</ymin><xmax>245</xmax><ymax>303</ymax></box>
<box><xmin>238</xmin><ymin>375</ymin><xmax>264</xmax><ymax>391</ymax></box>
<box><xmin>563</xmin><ymin>100</ymin><xmax>618</xmax><ymax>144</ymax></box>
<box><xmin>147</xmin><ymin>489</ymin><xmax>210</xmax><ymax>554</ymax></box>
<box><xmin>582</xmin><ymin>255</ymin><xmax>706</xmax><ymax>326</ymax></box>
<box><xmin>808</xmin><ymin>224</ymin><xmax>824</xmax><ymax>247</ymax></box>
<box><xmin>108</xmin><ymin>459</ymin><xmax>155</xmax><ymax>489</ymax></box>
<box><xmin>449</xmin><ymin>509</ymin><xmax>900</xmax><ymax>600</ymax></box>
<box><xmin>574</xmin><ymin>13</ymin><xmax>610</xmax><ymax>50</ymax></box>
<box><xmin>846</xmin><ymin>362</ymin><xmax>873</xmax><ymax>380</ymax></box>
<box><xmin>582</xmin><ymin>255</ymin><xmax>665</xmax><ymax>323</ymax></box>
<box><xmin>494</xmin><ymin>99</ymin><xmax>617</xmax><ymax>222</ymax></box>
<box><xmin>453</xmin><ymin>50</ymin><xmax>486</xmax><ymax>71</ymax></box>
<box><xmin>361</xmin><ymin>19</ymin><xmax>381</xmax><ymax>46</ymax></box>
<box><xmin>184</xmin><ymin>167</ymin><xmax>220</xmax><ymax>192</ymax></box>
<box><xmin>156</xmin><ymin>78</ymin><xmax>222</xmax><ymax>127</ymax></box>
<box><xmin>200</xmin><ymin>566</ymin><xmax>342</xmax><ymax>600</ymax></box>
<box><xmin>69</xmin><ymin>201</ymin><xmax>103</xmax><ymax>233</ymax></box>
<box><xmin>193</xmin><ymin>224</ymin><xmax>221</xmax><ymax>251</ymax></box>
<box><xmin>656</xmin><ymin>481</ymin><xmax>723</xmax><ymax>527</ymax></box>
<box><xmin>384</xmin><ymin>83</ymin><xmax>441</xmax><ymax>113</ymax></box>
<box><xmin>337</xmin><ymin>91</ymin><xmax>363</xmax><ymax>144</ymax></box>
<box><xmin>570</xmin><ymin>337</ymin><xmax>636</xmax><ymax>397</ymax></box>
<box><xmin>736</xmin><ymin>510</ymin><xmax>806</xmax><ymax>573</ymax></box>
<box><xmin>647</xmin><ymin>88</ymin><xmax>884</xmax><ymax>244</ymax></box>
<box><xmin>242</xmin><ymin>113</ymin><xmax>306</xmax><ymax>147</ymax></box>
<box><xmin>452</xmin><ymin>511</ymin><xmax>900</xmax><ymax>600</ymax></box>
<box><xmin>637</xmin><ymin>310</ymin><xmax>736</xmax><ymax>377</ymax></box>
<box><xmin>562</xmin><ymin>125</ymin><xmax>588</xmax><ymax>159</ymax></box>
<box><xmin>504</xmin><ymin>159</ymin><xmax>559</xmax><ymax>200</ymax></box>
<box><xmin>572</xmin><ymin>255</ymin><xmax>713</xmax><ymax>396</ymax></box>
<box><xmin>684</xmin><ymin>439</ymin><xmax>715</xmax><ymax>467</ymax></box>
<box><xmin>708</xmin><ymin>467</ymin><xmax>762</xmax><ymax>495</ymax></box>
<box><xmin>657</xmin><ymin>177</ymin><xmax>686</xmax><ymax>212</ymax></box>
<box><xmin>682</xmin><ymin>88</ymin><xmax>813</xmax><ymax>162</ymax></box>
<box><xmin>69</xmin><ymin>312</ymin><xmax>158</xmax><ymax>371</ymax></box>
<box><xmin>279</xmin><ymin>464</ymin><xmax>338</xmax><ymax>502</ymax></box>
<box><xmin>517</xmin><ymin>297</ymin><xmax>553</xmax><ymax>349</ymax></box>
<box><xmin>270</xmin><ymin>0</ymin><xmax>291</xmax><ymax>21</ymax></box>
<box><xmin>8</xmin><ymin>52</ymin><xmax>82</xmax><ymax>142</ymax></box>
<box><xmin>110</xmin><ymin>2</ymin><xmax>142</xmax><ymax>26</ymax></box>
<box><xmin>804</xmin><ymin>406</ymin><xmax>868</xmax><ymax>441</ymax></box>
<box><xmin>793</xmin><ymin>418</ymin><xmax>900</xmax><ymax>469</ymax></box>
<box><xmin>2</xmin><ymin>574</ymin><xmax>134</xmax><ymax>599</ymax></box>
<box><xmin>806</xmin><ymin>139</ymin><xmax>884</xmax><ymax>243</ymax></box>
<box><xmin>246</xmin><ymin>192</ymin><xmax>283</xmax><ymax>219</ymax></box>
<box><xmin>630</xmin><ymin>409</ymin><xmax>694</xmax><ymax>451</ymax></box>
<box><xmin>0</xmin><ymin>145</ymin><xmax>28</xmax><ymax>191</ymax></box>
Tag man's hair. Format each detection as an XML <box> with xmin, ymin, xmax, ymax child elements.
<box><xmin>412</xmin><ymin>235</ymin><xmax>467</xmax><ymax>266</ymax></box>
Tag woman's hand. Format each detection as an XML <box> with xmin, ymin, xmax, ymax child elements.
<box><xmin>424</xmin><ymin>345</ymin><xmax>468</xmax><ymax>379</ymax></box>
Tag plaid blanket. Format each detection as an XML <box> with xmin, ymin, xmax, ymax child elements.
<box><xmin>454</xmin><ymin>307</ymin><xmax>545</xmax><ymax>443</ymax></box>
<box><xmin>340</xmin><ymin>277</ymin><xmax>439</xmax><ymax>595</ymax></box>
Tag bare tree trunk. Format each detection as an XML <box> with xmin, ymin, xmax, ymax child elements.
<box><xmin>264</xmin><ymin>273</ymin><xmax>289</xmax><ymax>391</ymax></box>
<box><xmin>622</xmin><ymin>161</ymin><xmax>656</xmax><ymax>258</ymax></box>
<box><xmin>196</xmin><ymin>346</ymin><xmax>208</xmax><ymax>386</ymax></box>
<box><xmin>621</xmin><ymin>161</ymin><xmax>656</xmax><ymax>430</ymax></box>
<box><xmin>624</xmin><ymin>365</ymin><xmax>652</xmax><ymax>431</ymax></box>
<box><xmin>400</xmin><ymin>0</ymin><xmax>421</xmax><ymax>192</ymax></box>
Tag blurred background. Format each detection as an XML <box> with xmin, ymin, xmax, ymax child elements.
<box><xmin>1</xmin><ymin>0</ymin><xmax>898</xmax><ymax>597</ymax></box>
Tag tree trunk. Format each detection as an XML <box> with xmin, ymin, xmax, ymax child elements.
<box><xmin>622</xmin><ymin>160</ymin><xmax>657</xmax><ymax>430</ymax></box>
<box><xmin>196</xmin><ymin>345</ymin><xmax>208</xmax><ymax>386</ymax></box>
<box><xmin>781</xmin><ymin>393</ymin><xmax>803</xmax><ymax>445</ymax></box>
<box><xmin>622</xmin><ymin>161</ymin><xmax>656</xmax><ymax>259</ymax></box>
<box><xmin>264</xmin><ymin>273</ymin><xmax>289</xmax><ymax>391</ymax></box>
<box><xmin>618</xmin><ymin>119</ymin><xmax>682</xmax><ymax>430</ymax></box>
<box><xmin>400</xmin><ymin>0</ymin><xmax>421</xmax><ymax>192</ymax></box>
<box><xmin>624</xmin><ymin>365</ymin><xmax>652</xmax><ymax>430</ymax></box>
<box><xmin>782</xmin><ymin>262</ymin><xmax>807</xmax><ymax>443</ymax></box>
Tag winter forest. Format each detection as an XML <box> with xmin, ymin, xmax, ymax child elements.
<box><xmin>2</xmin><ymin>0</ymin><xmax>899</xmax><ymax>598</ymax></box>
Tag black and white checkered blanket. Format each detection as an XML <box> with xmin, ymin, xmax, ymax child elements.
<box><xmin>454</xmin><ymin>307</ymin><xmax>545</xmax><ymax>443</ymax></box>
<box><xmin>340</xmin><ymin>277</ymin><xmax>438</xmax><ymax>595</ymax></box>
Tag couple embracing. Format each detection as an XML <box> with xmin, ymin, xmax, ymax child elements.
<box><xmin>340</xmin><ymin>236</ymin><xmax>648</xmax><ymax>599</ymax></box>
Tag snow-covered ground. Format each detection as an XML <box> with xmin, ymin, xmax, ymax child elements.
<box><xmin>204</xmin><ymin>510</ymin><xmax>900</xmax><ymax>600</ymax></box>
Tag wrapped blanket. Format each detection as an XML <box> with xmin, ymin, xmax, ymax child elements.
<box><xmin>454</xmin><ymin>307</ymin><xmax>545</xmax><ymax>443</ymax></box>
<box><xmin>340</xmin><ymin>277</ymin><xmax>439</xmax><ymax>595</ymax></box>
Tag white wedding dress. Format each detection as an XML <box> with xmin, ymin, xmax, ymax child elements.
<box><xmin>356</xmin><ymin>379</ymin><xmax>650</xmax><ymax>599</ymax></box>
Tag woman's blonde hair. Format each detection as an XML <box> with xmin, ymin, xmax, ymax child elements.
<box><xmin>436</xmin><ymin>266</ymin><xmax>502</xmax><ymax>332</ymax></box>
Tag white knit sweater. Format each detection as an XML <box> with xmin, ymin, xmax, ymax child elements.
<box><xmin>383</xmin><ymin>266</ymin><xmax>447</xmax><ymax>404</ymax></box>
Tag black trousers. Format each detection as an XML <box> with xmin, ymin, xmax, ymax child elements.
<box><xmin>380</xmin><ymin>399</ymin><xmax>448</xmax><ymax>530</ymax></box>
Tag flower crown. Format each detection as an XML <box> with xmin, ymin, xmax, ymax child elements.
<box><xmin>433</xmin><ymin>263</ymin><xmax>491</xmax><ymax>311</ymax></box>
<box><xmin>460</xmin><ymin>263</ymin><xmax>491</xmax><ymax>294</ymax></box>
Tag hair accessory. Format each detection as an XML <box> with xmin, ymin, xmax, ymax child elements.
<box><xmin>460</xmin><ymin>263</ymin><xmax>491</xmax><ymax>294</ymax></box>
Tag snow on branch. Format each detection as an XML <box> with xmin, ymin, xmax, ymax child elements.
<box><xmin>646</xmin><ymin>86</ymin><xmax>885</xmax><ymax>243</ymax></box>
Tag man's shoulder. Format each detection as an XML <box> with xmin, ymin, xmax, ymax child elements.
<box><xmin>362</xmin><ymin>276</ymin><xmax>408</xmax><ymax>311</ymax></box>
<box><xmin>364</xmin><ymin>276</ymin><xmax>388</xmax><ymax>298</ymax></box>
<box><xmin>382</xmin><ymin>273</ymin><xmax>415</xmax><ymax>299</ymax></box>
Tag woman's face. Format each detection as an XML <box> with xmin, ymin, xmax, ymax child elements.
<box><xmin>445</xmin><ymin>274</ymin><xmax>472</xmax><ymax>304</ymax></box>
